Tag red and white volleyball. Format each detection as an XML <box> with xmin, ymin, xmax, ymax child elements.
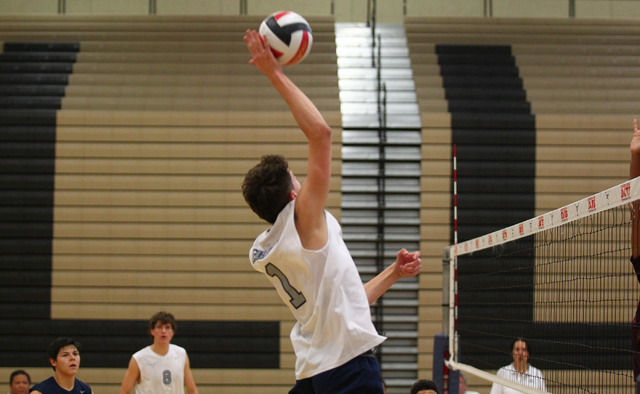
<box><xmin>259</xmin><ymin>11</ymin><xmax>313</xmax><ymax>67</ymax></box>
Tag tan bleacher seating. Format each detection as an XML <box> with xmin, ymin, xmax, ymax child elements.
<box><xmin>0</xmin><ymin>14</ymin><xmax>340</xmax><ymax>394</ymax></box>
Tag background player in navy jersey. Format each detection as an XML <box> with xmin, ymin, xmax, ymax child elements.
<box><xmin>30</xmin><ymin>338</ymin><xmax>92</xmax><ymax>394</ymax></box>
<box><xmin>242</xmin><ymin>30</ymin><xmax>422</xmax><ymax>394</ymax></box>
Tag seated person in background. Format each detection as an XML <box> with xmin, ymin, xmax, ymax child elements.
<box><xmin>8</xmin><ymin>370</ymin><xmax>30</xmax><ymax>394</ymax></box>
<box><xmin>489</xmin><ymin>338</ymin><xmax>546</xmax><ymax>394</ymax></box>
<box><xmin>30</xmin><ymin>337</ymin><xmax>92</xmax><ymax>394</ymax></box>
<box><xmin>410</xmin><ymin>379</ymin><xmax>441</xmax><ymax>394</ymax></box>
<box><xmin>460</xmin><ymin>372</ymin><xmax>480</xmax><ymax>394</ymax></box>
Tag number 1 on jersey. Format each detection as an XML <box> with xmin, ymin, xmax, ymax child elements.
<box><xmin>265</xmin><ymin>263</ymin><xmax>307</xmax><ymax>309</ymax></box>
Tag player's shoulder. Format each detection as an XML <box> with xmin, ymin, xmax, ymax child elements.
<box><xmin>132</xmin><ymin>345</ymin><xmax>151</xmax><ymax>358</ymax></box>
<box><xmin>30</xmin><ymin>376</ymin><xmax>55</xmax><ymax>392</ymax></box>
<box><xmin>170</xmin><ymin>343</ymin><xmax>187</xmax><ymax>355</ymax></box>
<box><xmin>251</xmin><ymin>201</ymin><xmax>296</xmax><ymax>259</ymax></box>
<box><xmin>168</xmin><ymin>344</ymin><xmax>188</xmax><ymax>365</ymax></box>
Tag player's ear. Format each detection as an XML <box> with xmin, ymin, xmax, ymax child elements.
<box><xmin>49</xmin><ymin>358</ymin><xmax>57</xmax><ymax>369</ymax></box>
<box><xmin>289</xmin><ymin>190</ymin><xmax>297</xmax><ymax>201</ymax></box>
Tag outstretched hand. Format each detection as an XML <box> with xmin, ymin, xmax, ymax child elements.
<box><xmin>243</xmin><ymin>29</ymin><xmax>282</xmax><ymax>77</ymax></box>
<box><xmin>394</xmin><ymin>249</ymin><xmax>422</xmax><ymax>278</ymax></box>
<box><xmin>363</xmin><ymin>248</ymin><xmax>422</xmax><ymax>305</ymax></box>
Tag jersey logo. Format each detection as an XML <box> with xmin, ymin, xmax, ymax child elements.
<box><xmin>251</xmin><ymin>248</ymin><xmax>268</xmax><ymax>264</ymax></box>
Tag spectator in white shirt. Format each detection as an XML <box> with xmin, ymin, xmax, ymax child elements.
<box><xmin>490</xmin><ymin>338</ymin><xmax>546</xmax><ymax>394</ymax></box>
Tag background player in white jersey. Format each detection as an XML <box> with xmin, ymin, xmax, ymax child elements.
<box><xmin>242</xmin><ymin>29</ymin><xmax>422</xmax><ymax>394</ymax></box>
<box><xmin>118</xmin><ymin>312</ymin><xmax>198</xmax><ymax>394</ymax></box>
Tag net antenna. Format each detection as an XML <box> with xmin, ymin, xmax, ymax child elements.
<box><xmin>445</xmin><ymin>177</ymin><xmax>640</xmax><ymax>394</ymax></box>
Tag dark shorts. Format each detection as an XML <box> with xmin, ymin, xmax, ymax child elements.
<box><xmin>289</xmin><ymin>353</ymin><xmax>384</xmax><ymax>394</ymax></box>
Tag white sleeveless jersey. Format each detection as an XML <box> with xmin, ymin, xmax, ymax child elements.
<box><xmin>250</xmin><ymin>201</ymin><xmax>386</xmax><ymax>379</ymax></box>
<box><xmin>133</xmin><ymin>344</ymin><xmax>186</xmax><ymax>394</ymax></box>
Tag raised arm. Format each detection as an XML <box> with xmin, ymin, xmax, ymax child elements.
<box><xmin>244</xmin><ymin>30</ymin><xmax>332</xmax><ymax>250</ymax></box>
<box><xmin>631</xmin><ymin>120</ymin><xmax>640</xmax><ymax>259</ymax></box>
<box><xmin>363</xmin><ymin>249</ymin><xmax>421</xmax><ymax>305</ymax></box>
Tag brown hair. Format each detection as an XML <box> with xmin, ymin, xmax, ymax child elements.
<box><xmin>242</xmin><ymin>154</ymin><xmax>293</xmax><ymax>224</ymax></box>
<box><xmin>149</xmin><ymin>311</ymin><xmax>177</xmax><ymax>335</ymax></box>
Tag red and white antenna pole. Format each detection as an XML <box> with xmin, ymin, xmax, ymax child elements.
<box><xmin>454</xmin><ymin>144</ymin><xmax>458</xmax><ymax>245</ymax></box>
<box><xmin>453</xmin><ymin>144</ymin><xmax>458</xmax><ymax>335</ymax></box>
<box><xmin>446</xmin><ymin>144</ymin><xmax>459</xmax><ymax>394</ymax></box>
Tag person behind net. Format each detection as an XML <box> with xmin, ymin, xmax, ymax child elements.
<box><xmin>8</xmin><ymin>370</ymin><xmax>30</xmax><ymax>394</ymax></box>
<box><xmin>242</xmin><ymin>29</ymin><xmax>422</xmax><ymax>394</ymax></box>
<box><xmin>630</xmin><ymin>119</ymin><xmax>640</xmax><ymax>386</ymax></box>
<box><xmin>29</xmin><ymin>338</ymin><xmax>92</xmax><ymax>394</ymax></box>
<box><xmin>459</xmin><ymin>372</ymin><xmax>479</xmax><ymax>394</ymax></box>
<box><xmin>489</xmin><ymin>338</ymin><xmax>546</xmax><ymax>394</ymax></box>
<box><xmin>409</xmin><ymin>379</ymin><xmax>441</xmax><ymax>394</ymax></box>
<box><xmin>118</xmin><ymin>311</ymin><xmax>198</xmax><ymax>394</ymax></box>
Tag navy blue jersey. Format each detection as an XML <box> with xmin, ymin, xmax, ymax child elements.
<box><xmin>30</xmin><ymin>376</ymin><xmax>91</xmax><ymax>394</ymax></box>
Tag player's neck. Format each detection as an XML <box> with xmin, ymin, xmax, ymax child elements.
<box><xmin>150</xmin><ymin>342</ymin><xmax>170</xmax><ymax>356</ymax></box>
<box><xmin>54</xmin><ymin>372</ymin><xmax>76</xmax><ymax>391</ymax></box>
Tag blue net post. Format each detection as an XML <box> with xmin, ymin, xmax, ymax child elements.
<box><xmin>433</xmin><ymin>333</ymin><xmax>459</xmax><ymax>394</ymax></box>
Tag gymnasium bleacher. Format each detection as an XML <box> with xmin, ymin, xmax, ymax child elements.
<box><xmin>0</xmin><ymin>14</ymin><xmax>340</xmax><ymax>394</ymax></box>
<box><xmin>2</xmin><ymin>11</ymin><xmax>640</xmax><ymax>394</ymax></box>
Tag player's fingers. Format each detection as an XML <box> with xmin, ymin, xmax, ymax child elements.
<box><xmin>401</xmin><ymin>263</ymin><xmax>421</xmax><ymax>276</ymax></box>
<box><xmin>246</xmin><ymin>31</ymin><xmax>263</xmax><ymax>51</ymax></box>
<box><xmin>244</xmin><ymin>30</ymin><xmax>257</xmax><ymax>44</ymax></box>
<box><xmin>401</xmin><ymin>261</ymin><xmax>420</xmax><ymax>271</ymax></box>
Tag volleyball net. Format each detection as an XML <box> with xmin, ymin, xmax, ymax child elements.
<box><xmin>445</xmin><ymin>177</ymin><xmax>640</xmax><ymax>394</ymax></box>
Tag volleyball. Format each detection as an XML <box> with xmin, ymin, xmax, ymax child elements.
<box><xmin>259</xmin><ymin>11</ymin><xmax>313</xmax><ymax>67</ymax></box>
